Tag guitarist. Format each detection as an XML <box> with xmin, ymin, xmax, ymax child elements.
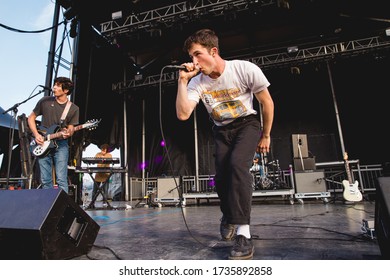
<box><xmin>27</xmin><ymin>77</ymin><xmax>79</xmax><ymax>194</ymax></box>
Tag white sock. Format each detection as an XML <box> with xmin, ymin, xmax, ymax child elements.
<box><xmin>236</xmin><ymin>224</ymin><xmax>251</xmax><ymax>239</ymax></box>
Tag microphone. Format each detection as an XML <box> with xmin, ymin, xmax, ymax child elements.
<box><xmin>166</xmin><ymin>65</ymin><xmax>186</xmax><ymax>70</ymax></box>
<box><xmin>39</xmin><ymin>85</ymin><xmax>52</xmax><ymax>92</ymax></box>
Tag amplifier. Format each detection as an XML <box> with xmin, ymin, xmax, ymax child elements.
<box><xmin>155</xmin><ymin>177</ymin><xmax>180</xmax><ymax>203</ymax></box>
<box><xmin>293</xmin><ymin>157</ymin><xmax>316</xmax><ymax>171</ymax></box>
<box><xmin>294</xmin><ymin>170</ymin><xmax>327</xmax><ymax>194</ymax></box>
<box><xmin>292</xmin><ymin>134</ymin><xmax>309</xmax><ymax>158</ymax></box>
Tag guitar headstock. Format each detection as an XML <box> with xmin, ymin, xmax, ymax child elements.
<box><xmin>343</xmin><ymin>152</ymin><xmax>348</xmax><ymax>161</ymax></box>
<box><xmin>83</xmin><ymin>119</ymin><xmax>101</xmax><ymax>130</ymax></box>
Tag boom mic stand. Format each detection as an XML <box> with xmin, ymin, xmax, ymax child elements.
<box><xmin>2</xmin><ymin>89</ymin><xmax>44</xmax><ymax>188</ymax></box>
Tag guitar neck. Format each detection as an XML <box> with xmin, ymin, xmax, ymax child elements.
<box><xmin>48</xmin><ymin>124</ymin><xmax>84</xmax><ymax>140</ymax></box>
<box><xmin>344</xmin><ymin>160</ymin><xmax>353</xmax><ymax>184</ymax></box>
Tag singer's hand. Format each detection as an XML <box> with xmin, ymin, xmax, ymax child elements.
<box><xmin>179</xmin><ymin>63</ymin><xmax>199</xmax><ymax>80</ymax></box>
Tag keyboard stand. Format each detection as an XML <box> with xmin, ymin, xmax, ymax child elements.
<box><xmin>76</xmin><ymin>158</ymin><xmax>126</xmax><ymax>210</ymax></box>
<box><xmin>83</xmin><ymin>170</ymin><xmax>115</xmax><ymax>210</ymax></box>
<box><xmin>87</xmin><ymin>177</ymin><xmax>114</xmax><ymax>210</ymax></box>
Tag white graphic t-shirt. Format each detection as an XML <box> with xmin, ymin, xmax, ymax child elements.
<box><xmin>187</xmin><ymin>60</ymin><xmax>270</xmax><ymax>126</ymax></box>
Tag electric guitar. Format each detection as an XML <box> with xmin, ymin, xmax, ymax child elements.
<box><xmin>30</xmin><ymin>119</ymin><xmax>100</xmax><ymax>157</ymax></box>
<box><xmin>342</xmin><ymin>152</ymin><xmax>363</xmax><ymax>202</ymax></box>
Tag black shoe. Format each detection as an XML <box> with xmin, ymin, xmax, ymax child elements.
<box><xmin>220</xmin><ymin>216</ymin><xmax>236</xmax><ymax>241</ymax></box>
<box><xmin>228</xmin><ymin>235</ymin><xmax>254</xmax><ymax>260</ymax></box>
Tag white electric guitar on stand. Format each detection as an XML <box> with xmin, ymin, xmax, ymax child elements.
<box><xmin>342</xmin><ymin>152</ymin><xmax>363</xmax><ymax>202</ymax></box>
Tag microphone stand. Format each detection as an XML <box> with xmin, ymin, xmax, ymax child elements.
<box><xmin>2</xmin><ymin>89</ymin><xmax>44</xmax><ymax>189</ymax></box>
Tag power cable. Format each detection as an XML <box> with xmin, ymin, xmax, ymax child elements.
<box><xmin>0</xmin><ymin>20</ymin><xmax>66</xmax><ymax>34</ymax></box>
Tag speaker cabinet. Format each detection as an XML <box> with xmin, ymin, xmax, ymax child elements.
<box><xmin>0</xmin><ymin>189</ymin><xmax>100</xmax><ymax>260</ymax></box>
<box><xmin>155</xmin><ymin>177</ymin><xmax>180</xmax><ymax>203</ymax></box>
<box><xmin>294</xmin><ymin>170</ymin><xmax>327</xmax><ymax>193</ymax></box>
<box><xmin>292</xmin><ymin>134</ymin><xmax>309</xmax><ymax>158</ymax></box>
<box><xmin>382</xmin><ymin>162</ymin><xmax>390</xmax><ymax>176</ymax></box>
<box><xmin>375</xmin><ymin>177</ymin><xmax>390</xmax><ymax>259</ymax></box>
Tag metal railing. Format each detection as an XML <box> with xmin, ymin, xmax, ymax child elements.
<box><xmin>322</xmin><ymin>164</ymin><xmax>383</xmax><ymax>193</ymax></box>
<box><xmin>127</xmin><ymin>163</ymin><xmax>384</xmax><ymax>202</ymax></box>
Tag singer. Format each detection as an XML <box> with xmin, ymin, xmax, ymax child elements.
<box><xmin>27</xmin><ymin>77</ymin><xmax>79</xmax><ymax>194</ymax></box>
<box><xmin>176</xmin><ymin>29</ymin><xmax>274</xmax><ymax>260</ymax></box>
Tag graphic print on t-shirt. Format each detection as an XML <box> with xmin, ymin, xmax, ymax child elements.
<box><xmin>201</xmin><ymin>87</ymin><xmax>247</xmax><ymax>121</ymax></box>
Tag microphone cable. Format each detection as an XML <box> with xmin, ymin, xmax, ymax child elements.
<box><xmin>158</xmin><ymin>66</ymin><xmax>229</xmax><ymax>251</ymax></box>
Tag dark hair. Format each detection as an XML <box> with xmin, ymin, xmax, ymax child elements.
<box><xmin>183</xmin><ymin>29</ymin><xmax>219</xmax><ymax>53</ymax></box>
<box><xmin>100</xmin><ymin>143</ymin><xmax>110</xmax><ymax>150</ymax></box>
<box><xmin>54</xmin><ymin>76</ymin><xmax>74</xmax><ymax>95</ymax></box>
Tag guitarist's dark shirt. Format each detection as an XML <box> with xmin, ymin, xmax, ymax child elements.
<box><xmin>33</xmin><ymin>96</ymin><xmax>79</xmax><ymax>128</ymax></box>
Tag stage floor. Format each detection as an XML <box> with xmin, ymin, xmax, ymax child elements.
<box><xmin>72</xmin><ymin>195</ymin><xmax>383</xmax><ymax>260</ymax></box>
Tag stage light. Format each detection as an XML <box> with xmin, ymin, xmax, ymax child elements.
<box><xmin>139</xmin><ymin>162</ymin><xmax>147</xmax><ymax>170</ymax></box>
<box><xmin>287</xmin><ymin>46</ymin><xmax>299</xmax><ymax>53</ymax></box>
<box><xmin>112</xmin><ymin>11</ymin><xmax>122</xmax><ymax>20</ymax></box>
<box><xmin>64</xmin><ymin>6</ymin><xmax>77</xmax><ymax>20</ymax></box>
<box><xmin>155</xmin><ymin>155</ymin><xmax>163</xmax><ymax>164</ymax></box>
<box><xmin>277</xmin><ymin>0</ymin><xmax>290</xmax><ymax>9</ymax></box>
<box><xmin>290</xmin><ymin>66</ymin><xmax>300</xmax><ymax>75</ymax></box>
<box><xmin>134</xmin><ymin>73</ymin><xmax>143</xmax><ymax>81</ymax></box>
<box><xmin>69</xmin><ymin>18</ymin><xmax>78</xmax><ymax>38</ymax></box>
<box><xmin>58</xmin><ymin>0</ymin><xmax>72</xmax><ymax>9</ymax></box>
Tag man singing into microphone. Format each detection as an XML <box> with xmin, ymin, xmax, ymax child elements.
<box><xmin>28</xmin><ymin>76</ymin><xmax>79</xmax><ymax>193</ymax></box>
<box><xmin>176</xmin><ymin>29</ymin><xmax>274</xmax><ymax>260</ymax></box>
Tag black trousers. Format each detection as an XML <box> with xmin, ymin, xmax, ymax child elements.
<box><xmin>92</xmin><ymin>180</ymin><xmax>109</xmax><ymax>201</ymax></box>
<box><xmin>213</xmin><ymin>114</ymin><xmax>261</xmax><ymax>225</ymax></box>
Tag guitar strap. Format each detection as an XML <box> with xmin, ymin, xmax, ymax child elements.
<box><xmin>60</xmin><ymin>101</ymin><xmax>72</xmax><ymax>128</ymax></box>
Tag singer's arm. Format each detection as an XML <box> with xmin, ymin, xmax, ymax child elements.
<box><xmin>176</xmin><ymin>77</ymin><xmax>197</xmax><ymax>121</ymax></box>
<box><xmin>176</xmin><ymin>63</ymin><xmax>199</xmax><ymax>120</ymax></box>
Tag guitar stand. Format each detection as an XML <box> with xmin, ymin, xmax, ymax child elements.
<box><xmin>322</xmin><ymin>171</ymin><xmax>344</xmax><ymax>203</ymax></box>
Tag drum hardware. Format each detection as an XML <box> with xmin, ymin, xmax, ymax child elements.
<box><xmin>251</xmin><ymin>155</ymin><xmax>287</xmax><ymax>190</ymax></box>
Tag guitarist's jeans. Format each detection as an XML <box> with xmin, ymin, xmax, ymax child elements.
<box><xmin>37</xmin><ymin>139</ymin><xmax>69</xmax><ymax>193</ymax></box>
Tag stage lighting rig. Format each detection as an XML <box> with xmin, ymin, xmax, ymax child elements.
<box><xmin>59</xmin><ymin>0</ymin><xmax>80</xmax><ymax>21</ymax></box>
<box><xmin>69</xmin><ymin>18</ymin><xmax>78</xmax><ymax>38</ymax></box>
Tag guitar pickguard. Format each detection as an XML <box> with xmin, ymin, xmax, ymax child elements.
<box><xmin>31</xmin><ymin>140</ymin><xmax>58</xmax><ymax>157</ymax></box>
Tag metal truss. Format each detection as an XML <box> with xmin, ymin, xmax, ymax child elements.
<box><xmin>112</xmin><ymin>35</ymin><xmax>390</xmax><ymax>92</ymax></box>
<box><xmin>249</xmin><ymin>36</ymin><xmax>390</xmax><ymax>68</ymax></box>
<box><xmin>100</xmin><ymin>0</ymin><xmax>275</xmax><ymax>36</ymax></box>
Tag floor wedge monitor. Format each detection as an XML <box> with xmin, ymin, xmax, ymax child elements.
<box><xmin>375</xmin><ymin>176</ymin><xmax>390</xmax><ymax>259</ymax></box>
<box><xmin>0</xmin><ymin>188</ymin><xmax>100</xmax><ymax>260</ymax></box>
